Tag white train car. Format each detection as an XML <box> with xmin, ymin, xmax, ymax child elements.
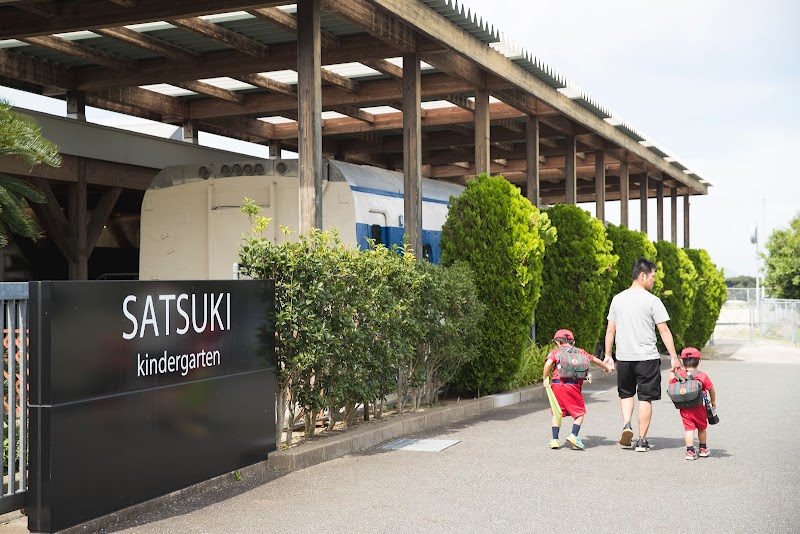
<box><xmin>139</xmin><ymin>158</ymin><xmax>464</xmax><ymax>280</ymax></box>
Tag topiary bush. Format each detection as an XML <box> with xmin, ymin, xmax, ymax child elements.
<box><xmin>683</xmin><ymin>248</ymin><xmax>726</xmax><ymax>349</ymax></box>
<box><xmin>605</xmin><ymin>223</ymin><xmax>664</xmax><ymax>298</ymax></box>
<box><xmin>535</xmin><ymin>204</ymin><xmax>618</xmax><ymax>350</ymax></box>
<box><xmin>440</xmin><ymin>174</ymin><xmax>555</xmax><ymax>395</ymax></box>
<box><xmin>654</xmin><ymin>240</ymin><xmax>698</xmax><ymax>350</ymax></box>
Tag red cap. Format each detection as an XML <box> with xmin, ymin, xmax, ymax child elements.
<box><xmin>681</xmin><ymin>347</ymin><xmax>701</xmax><ymax>360</ymax></box>
<box><xmin>552</xmin><ymin>329</ymin><xmax>575</xmax><ymax>341</ymax></box>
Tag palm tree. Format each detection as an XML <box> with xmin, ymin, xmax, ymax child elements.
<box><xmin>0</xmin><ymin>100</ymin><xmax>61</xmax><ymax>247</ymax></box>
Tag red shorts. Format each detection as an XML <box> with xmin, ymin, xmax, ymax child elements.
<box><xmin>551</xmin><ymin>383</ymin><xmax>586</xmax><ymax>418</ymax></box>
<box><xmin>680</xmin><ymin>406</ymin><xmax>708</xmax><ymax>431</ymax></box>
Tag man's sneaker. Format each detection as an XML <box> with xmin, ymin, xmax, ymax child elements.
<box><xmin>698</xmin><ymin>447</ymin><xmax>710</xmax><ymax>458</ymax></box>
<box><xmin>566</xmin><ymin>433</ymin><xmax>585</xmax><ymax>450</ymax></box>
<box><xmin>620</xmin><ymin>424</ymin><xmax>634</xmax><ymax>447</ymax></box>
<box><xmin>634</xmin><ymin>439</ymin><xmax>651</xmax><ymax>452</ymax></box>
<box><xmin>685</xmin><ymin>449</ymin><xmax>697</xmax><ymax>461</ymax></box>
<box><xmin>548</xmin><ymin>439</ymin><xmax>561</xmax><ymax>449</ymax></box>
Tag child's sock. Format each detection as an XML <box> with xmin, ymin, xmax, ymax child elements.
<box><xmin>699</xmin><ymin>443</ymin><xmax>707</xmax><ymax>449</ymax></box>
<box><xmin>571</xmin><ymin>423</ymin><xmax>581</xmax><ymax>436</ymax></box>
<box><xmin>551</xmin><ymin>427</ymin><xmax>559</xmax><ymax>440</ymax></box>
<box><xmin>686</xmin><ymin>446</ymin><xmax>695</xmax><ymax>452</ymax></box>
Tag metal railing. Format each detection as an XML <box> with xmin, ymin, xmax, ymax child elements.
<box><xmin>714</xmin><ymin>287</ymin><xmax>799</xmax><ymax>345</ymax></box>
<box><xmin>1</xmin><ymin>282</ymin><xmax>28</xmax><ymax>514</ymax></box>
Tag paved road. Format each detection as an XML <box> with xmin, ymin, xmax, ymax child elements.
<box><xmin>3</xmin><ymin>340</ymin><xmax>798</xmax><ymax>533</ymax></box>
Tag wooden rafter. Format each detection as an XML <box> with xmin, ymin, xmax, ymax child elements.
<box><xmin>493</xmin><ymin>141</ymin><xmax>514</xmax><ymax>152</ymax></box>
<box><xmin>87</xmin><ymin>186</ymin><xmax>122</xmax><ymax>256</ymax></box>
<box><xmin>174</xmin><ymin>80</ymin><xmax>244</xmax><ymax>104</ymax></box>
<box><xmin>89</xmin><ymin>86</ymin><xmax>188</xmax><ymax>117</ymax></box>
<box><xmin>93</xmin><ymin>27</ymin><xmax>201</xmax><ymax>65</ymax></box>
<box><xmin>387</xmin><ymin>100</ymin><xmax>426</xmax><ymax>119</ymax></box>
<box><xmin>247</xmin><ymin>7</ymin><xmax>340</xmax><ymax>48</ymax></box>
<box><xmin>320</xmin><ymin>0</ymin><xmax>416</xmax><ymax>54</ymax></box>
<box><xmin>169</xmin><ymin>17</ymin><xmax>270</xmax><ymax>59</ymax></box>
<box><xmin>444</xmin><ymin>123</ymin><xmax>473</xmax><ymax>136</ymax></box>
<box><xmin>327</xmin><ymin>105</ymin><xmax>375</xmax><ymax>124</ymax></box>
<box><xmin>494</xmin><ymin>118</ymin><xmax>523</xmax><ymax>133</ymax></box>
<box><xmin>361</xmin><ymin>59</ymin><xmax>403</xmax><ymax>80</ymax></box>
<box><xmin>13</xmin><ymin>1</ymin><xmax>56</xmax><ymax>17</ymax></box>
<box><xmin>320</xmin><ymin>68</ymin><xmax>360</xmax><ymax>93</ymax></box>
<box><xmin>0</xmin><ymin>47</ymin><xmax>69</xmax><ymax>88</ymax></box>
<box><xmin>20</xmin><ymin>35</ymin><xmax>136</xmax><ymax>71</ymax></box>
<box><xmin>27</xmin><ymin>178</ymin><xmax>78</xmax><ymax>262</ymax></box>
<box><xmin>445</xmin><ymin>94</ymin><xmax>474</xmax><ymax>112</ymax></box>
<box><xmin>232</xmin><ymin>73</ymin><xmax>295</xmax><ymax>96</ymax></box>
<box><xmin>199</xmin><ymin>116</ymin><xmax>276</xmax><ymax>140</ymax></box>
<box><xmin>106</xmin><ymin>0</ymin><xmax>138</xmax><ymax>6</ymax></box>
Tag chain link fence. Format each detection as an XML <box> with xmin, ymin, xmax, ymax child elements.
<box><xmin>713</xmin><ymin>288</ymin><xmax>799</xmax><ymax>345</ymax></box>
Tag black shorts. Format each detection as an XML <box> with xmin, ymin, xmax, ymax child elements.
<box><xmin>616</xmin><ymin>359</ymin><xmax>662</xmax><ymax>401</ymax></box>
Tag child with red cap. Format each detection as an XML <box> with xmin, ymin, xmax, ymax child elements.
<box><xmin>542</xmin><ymin>329</ymin><xmax>612</xmax><ymax>450</ymax></box>
<box><xmin>669</xmin><ymin>347</ymin><xmax>717</xmax><ymax>460</ymax></box>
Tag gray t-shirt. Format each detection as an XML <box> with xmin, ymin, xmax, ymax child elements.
<box><xmin>607</xmin><ymin>288</ymin><xmax>670</xmax><ymax>361</ymax></box>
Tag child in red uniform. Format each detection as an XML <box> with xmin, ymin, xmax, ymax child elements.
<box><xmin>542</xmin><ymin>329</ymin><xmax>612</xmax><ymax>450</ymax></box>
<box><xmin>669</xmin><ymin>347</ymin><xmax>716</xmax><ymax>460</ymax></box>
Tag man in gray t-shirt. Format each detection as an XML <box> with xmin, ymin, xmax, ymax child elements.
<box><xmin>604</xmin><ymin>258</ymin><xmax>680</xmax><ymax>452</ymax></box>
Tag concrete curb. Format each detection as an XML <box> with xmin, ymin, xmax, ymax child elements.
<box><xmin>53</xmin><ymin>383</ymin><xmax>545</xmax><ymax>533</ymax></box>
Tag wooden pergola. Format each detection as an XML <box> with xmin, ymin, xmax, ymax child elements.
<box><xmin>0</xmin><ymin>0</ymin><xmax>710</xmax><ymax>276</ymax></box>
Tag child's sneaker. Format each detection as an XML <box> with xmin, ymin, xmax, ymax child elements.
<box><xmin>566</xmin><ymin>434</ymin><xmax>585</xmax><ymax>450</ymax></box>
<box><xmin>548</xmin><ymin>439</ymin><xmax>560</xmax><ymax>449</ymax></box>
<box><xmin>698</xmin><ymin>447</ymin><xmax>710</xmax><ymax>458</ymax></box>
<box><xmin>685</xmin><ymin>449</ymin><xmax>697</xmax><ymax>461</ymax></box>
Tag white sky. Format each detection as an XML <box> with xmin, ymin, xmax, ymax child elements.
<box><xmin>2</xmin><ymin>0</ymin><xmax>798</xmax><ymax>276</ymax></box>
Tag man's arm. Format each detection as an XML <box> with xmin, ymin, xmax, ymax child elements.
<box><xmin>656</xmin><ymin>322</ymin><xmax>681</xmax><ymax>372</ymax></box>
<box><xmin>604</xmin><ymin>321</ymin><xmax>616</xmax><ymax>371</ymax></box>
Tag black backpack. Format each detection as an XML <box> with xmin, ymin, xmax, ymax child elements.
<box><xmin>667</xmin><ymin>371</ymin><xmax>704</xmax><ymax>409</ymax></box>
<box><xmin>556</xmin><ymin>346</ymin><xmax>591</xmax><ymax>381</ymax></box>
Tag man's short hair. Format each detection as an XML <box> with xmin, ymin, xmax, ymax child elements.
<box><xmin>632</xmin><ymin>258</ymin><xmax>657</xmax><ymax>281</ymax></box>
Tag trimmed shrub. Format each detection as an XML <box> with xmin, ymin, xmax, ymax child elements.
<box><xmin>440</xmin><ymin>174</ymin><xmax>555</xmax><ymax>395</ymax></box>
<box><xmin>605</xmin><ymin>223</ymin><xmax>664</xmax><ymax>298</ymax></box>
<box><xmin>654</xmin><ymin>240</ymin><xmax>698</xmax><ymax>350</ymax></box>
<box><xmin>536</xmin><ymin>204</ymin><xmax>618</xmax><ymax>350</ymax></box>
<box><xmin>683</xmin><ymin>248</ymin><xmax>726</xmax><ymax>348</ymax></box>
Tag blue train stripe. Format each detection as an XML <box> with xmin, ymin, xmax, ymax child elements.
<box><xmin>350</xmin><ymin>186</ymin><xmax>451</xmax><ymax>206</ymax></box>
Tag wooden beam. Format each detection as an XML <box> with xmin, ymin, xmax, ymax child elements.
<box><xmin>656</xmin><ymin>180</ymin><xmax>664</xmax><ymax>241</ymax></box>
<box><xmin>89</xmin><ymin>86</ymin><xmax>187</xmax><ymax>117</ymax></box>
<box><xmin>94</xmin><ymin>26</ymin><xmax>201</xmax><ymax>65</ymax></box>
<box><xmin>232</xmin><ymin>73</ymin><xmax>295</xmax><ymax>96</ymax></box>
<box><xmin>474</xmin><ymin>85</ymin><xmax>490</xmax><ymax>175</ymax></box>
<box><xmin>620</xmin><ymin>160</ymin><xmax>629</xmax><ymax>227</ymax></box>
<box><xmin>493</xmin><ymin>140</ymin><xmax>514</xmax><ymax>152</ymax></box>
<box><xmin>422</xmin><ymin>49</ymin><xmax>484</xmax><ymax>88</ymax></box>
<box><xmin>169</xmin><ymin>17</ymin><xmax>270</xmax><ymax>59</ymax></box>
<box><xmin>640</xmin><ymin>173</ymin><xmax>648</xmax><ymax>234</ymax></box>
<box><xmin>320</xmin><ymin>67</ymin><xmax>360</xmax><ymax>93</ymax></box>
<box><xmin>595</xmin><ymin>150</ymin><xmax>605</xmax><ymax>222</ymax></box>
<box><xmin>26</xmin><ymin>178</ymin><xmax>77</xmax><ymax>262</ymax></box>
<box><xmin>526</xmin><ymin>115</ymin><xmax>539</xmax><ymax>207</ymax></box>
<box><xmin>200</xmin><ymin>116</ymin><xmax>276</xmax><ymax>140</ymax></box>
<box><xmin>0</xmin><ymin>1</ymin><xmax>288</xmax><ymax>38</ymax></box>
<box><xmin>2</xmin><ymin>154</ymin><xmax>156</xmax><ymax>190</ymax></box>
<box><xmin>14</xmin><ymin>1</ymin><xmax>56</xmax><ymax>17</ymax></box>
<box><xmin>361</xmin><ymin>59</ymin><xmax>403</xmax><ymax>81</ymax></box>
<box><xmin>297</xmin><ymin>0</ymin><xmax>323</xmax><ymax>232</ymax></box>
<box><xmin>0</xmin><ymin>47</ymin><xmax>68</xmax><ymax>88</ymax></box>
<box><xmin>445</xmin><ymin>123</ymin><xmax>473</xmax><ymax>137</ymax></box>
<box><xmin>327</xmin><ymin>105</ymin><xmax>375</xmax><ymax>124</ymax></box>
<box><xmin>320</xmin><ymin>0</ymin><xmax>416</xmax><ymax>53</ymax></box>
<box><xmin>445</xmin><ymin>94</ymin><xmax>474</xmax><ymax>112</ymax></box>
<box><xmin>403</xmin><ymin>50</ymin><xmax>422</xmax><ymax>259</ymax></box>
<box><xmin>87</xmin><ymin>186</ymin><xmax>121</xmax><ymax>256</ymax></box>
<box><xmin>106</xmin><ymin>0</ymin><xmax>138</xmax><ymax>6</ymax></box>
<box><xmin>366</xmin><ymin>0</ymin><xmax>707</xmax><ymax>194</ymax></box>
<box><xmin>248</xmin><ymin>7</ymin><xmax>340</xmax><ymax>49</ymax></box>
<box><xmin>671</xmin><ymin>184</ymin><xmax>678</xmax><ymax>244</ymax></box>
<box><xmin>174</xmin><ymin>80</ymin><xmax>245</xmax><ymax>104</ymax></box>
<box><xmin>20</xmin><ymin>35</ymin><xmax>136</xmax><ymax>70</ymax></box>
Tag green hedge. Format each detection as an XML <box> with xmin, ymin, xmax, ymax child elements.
<box><xmin>535</xmin><ymin>204</ymin><xmax>618</xmax><ymax>349</ymax></box>
<box><xmin>683</xmin><ymin>248</ymin><xmax>726</xmax><ymax>348</ymax></box>
<box><xmin>605</xmin><ymin>223</ymin><xmax>664</xmax><ymax>298</ymax></box>
<box><xmin>654</xmin><ymin>240</ymin><xmax>698</xmax><ymax>350</ymax></box>
<box><xmin>440</xmin><ymin>174</ymin><xmax>555</xmax><ymax>395</ymax></box>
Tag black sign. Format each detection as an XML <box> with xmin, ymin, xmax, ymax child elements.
<box><xmin>28</xmin><ymin>280</ymin><xmax>276</xmax><ymax>533</ymax></box>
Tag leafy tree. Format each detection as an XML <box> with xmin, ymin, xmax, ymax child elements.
<box><xmin>764</xmin><ymin>213</ymin><xmax>800</xmax><ymax>299</ymax></box>
<box><xmin>683</xmin><ymin>248</ymin><xmax>726</xmax><ymax>348</ymax></box>
<box><xmin>654</xmin><ymin>240</ymin><xmax>698</xmax><ymax>350</ymax></box>
<box><xmin>536</xmin><ymin>204</ymin><xmax>618</xmax><ymax>350</ymax></box>
<box><xmin>726</xmin><ymin>275</ymin><xmax>756</xmax><ymax>288</ymax></box>
<box><xmin>440</xmin><ymin>174</ymin><xmax>555</xmax><ymax>395</ymax></box>
<box><xmin>0</xmin><ymin>100</ymin><xmax>60</xmax><ymax>246</ymax></box>
<box><xmin>605</xmin><ymin>223</ymin><xmax>663</xmax><ymax>299</ymax></box>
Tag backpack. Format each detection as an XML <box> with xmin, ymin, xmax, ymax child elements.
<box><xmin>667</xmin><ymin>371</ymin><xmax>704</xmax><ymax>409</ymax></box>
<box><xmin>556</xmin><ymin>347</ymin><xmax>591</xmax><ymax>381</ymax></box>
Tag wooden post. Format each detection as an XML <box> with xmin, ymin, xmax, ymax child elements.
<box><xmin>640</xmin><ymin>173</ymin><xmax>648</xmax><ymax>235</ymax></box>
<box><xmin>182</xmin><ymin>118</ymin><xmax>198</xmax><ymax>144</ymax></box>
<box><xmin>595</xmin><ymin>150</ymin><xmax>605</xmax><ymax>222</ymax></box>
<box><xmin>620</xmin><ymin>160</ymin><xmax>629</xmax><ymax>227</ymax></box>
<box><xmin>269</xmin><ymin>139</ymin><xmax>282</xmax><ymax>158</ymax></box>
<box><xmin>297</xmin><ymin>0</ymin><xmax>323</xmax><ymax>232</ymax></box>
<box><xmin>656</xmin><ymin>181</ymin><xmax>664</xmax><ymax>241</ymax></box>
<box><xmin>66</xmin><ymin>90</ymin><xmax>86</xmax><ymax>121</ymax></box>
<box><xmin>684</xmin><ymin>193</ymin><xmax>690</xmax><ymax>248</ymax></box>
<box><xmin>403</xmin><ymin>51</ymin><xmax>422</xmax><ymax>260</ymax></box>
<box><xmin>68</xmin><ymin>161</ymin><xmax>88</xmax><ymax>280</ymax></box>
<box><xmin>525</xmin><ymin>115</ymin><xmax>539</xmax><ymax>207</ymax></box>
<box><xmin>564</xmin><ymin>135</ymin><xmax>576</xmax><ymax>205</ymax></box>
<box><xmin>474</xmin><ymin>84</ymin><xmax>490</xmax><ymax>176</ymax></box>
<box><xmin>671</xmin><ymin>184</ymin><xmax>678</xmax><ymax>245</ymax></box>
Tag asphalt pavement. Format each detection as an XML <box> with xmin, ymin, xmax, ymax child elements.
<box><xmin>3</xmin><ymin>338</ymin><xmax>798</xmax><ymax>533</ymax></box>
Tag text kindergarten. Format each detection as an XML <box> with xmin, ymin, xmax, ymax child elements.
<box><xmin>122</xmin><ymin>292</ymin><xmax>231</xmax><ymax>378</ymax></box>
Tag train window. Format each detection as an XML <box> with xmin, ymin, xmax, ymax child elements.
<box><xmin>370</xmin><ymin>224</ymin><xmax>383</xmax><ymax>245</ymax></box>
<box><xmin>422</xmin><ymin>244</ymin><xmax>432</xmax><ymax>261</ymax></box>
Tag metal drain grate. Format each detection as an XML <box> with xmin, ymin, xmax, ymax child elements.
<box><xmin>382</xmin><ymin>438</ymin><xmax>460</xmax><ymax>452</ymax></box>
